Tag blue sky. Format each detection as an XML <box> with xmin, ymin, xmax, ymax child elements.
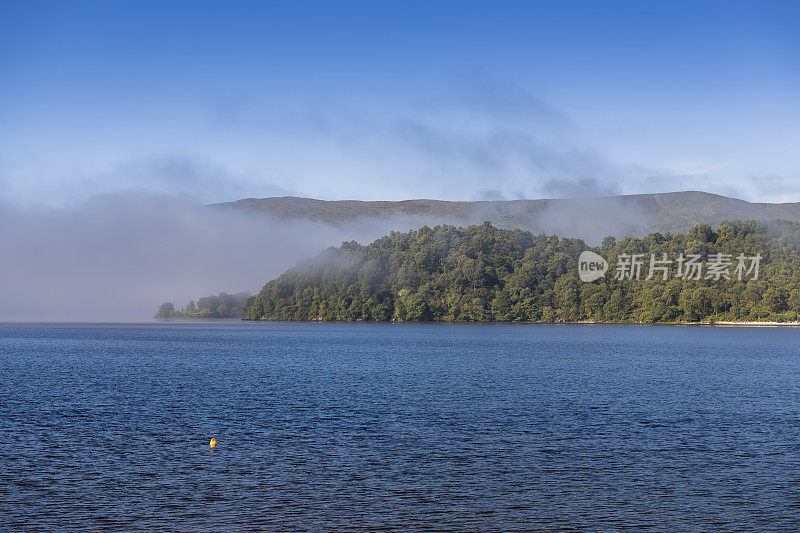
<box><xmin>1</xmin><ymin>0</ymin><xmax>799</xmax><ymax>205</ymax></box>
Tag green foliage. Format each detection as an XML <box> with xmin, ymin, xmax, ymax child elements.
<box><xmin>155</xmin><ymin>292</ymin><xmax>250</xmax><ymax>319</ymax></box>
<box><xmin>243</xmin><ymin>220</ymin><xmax>800</xmax><ymax>323</ymax></box>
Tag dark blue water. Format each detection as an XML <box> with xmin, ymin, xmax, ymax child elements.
<box><xmin>2</xmin><ymin>323</ymin><xmax>800</xmax><ymax>531</ymax></box>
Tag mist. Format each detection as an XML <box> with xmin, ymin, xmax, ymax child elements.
<box><xmin>535</xmin><ymin>197</ymin><xmax>654</xmax><ymax>245</ymax></box>
<box><xmin>0</xmin><ymin>187</ymin><xmax>660</xmax><ymax>322</ymax></box>
<box><xmin>0</xmin><ymin>193</ymin><xmax>467</xmax><ymax>322</ymax></box>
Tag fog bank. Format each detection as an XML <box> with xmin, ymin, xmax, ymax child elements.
<box><xmin>0</xmin><ymin>191</ymin><xmax>653</xmax><ymax>322</ymax></box>
<box><xmin>0</xmin><ymin>194</ymin><xmax>461</xmax><ymax>322</ymax></box>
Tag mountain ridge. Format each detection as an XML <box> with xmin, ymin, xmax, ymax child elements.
<box><xmin>211</xmin><ymin>191</ymin><xmax>800</xmax><ymax>241</ymax></box>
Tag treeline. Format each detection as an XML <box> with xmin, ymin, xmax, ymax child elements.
<box><xmin>155</xmin><ymin>292</ymin><xmax>250</xmax><ymax>319</ymax></box>
<box><xmin>243</xmin><ymin>220</ymin><xmax>800</xmax><ymax>323</ymax></box>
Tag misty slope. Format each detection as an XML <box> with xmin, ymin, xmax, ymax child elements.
<box><xmin>213</xmin><ymin>191</ymin><xmax>800</xmax><ymax>240</ymax></box>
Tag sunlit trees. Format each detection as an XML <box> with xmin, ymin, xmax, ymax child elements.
<box><xmin>243</xmin><ymin>220</ymin><xmax>800</xmax><ymax>323</ymax></box>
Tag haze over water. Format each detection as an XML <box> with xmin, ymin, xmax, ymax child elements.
<box><xmin>3</xmin><ymin>323</ymin><xmax>800</xmax><ymax>530</ymax></box>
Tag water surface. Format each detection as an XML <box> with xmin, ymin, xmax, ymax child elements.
<box><xmin>2</xmin><ymin>323</ymin><xmax>800</xmax><ymax>531</ymax></box>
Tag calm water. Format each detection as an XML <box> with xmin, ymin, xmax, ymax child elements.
<box><xmin>2</xmin><ymin>323</ymin><xmax>800</xmax><ymax>531</ymax></box>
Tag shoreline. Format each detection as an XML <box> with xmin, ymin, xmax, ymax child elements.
<box><xmin>237</xmin><ymin>318</ymin><xmax>800</xmax><ymax>327</ymax></box>
<box><xmin>711</xmin><ymin>321</ymin><xmax>800</xmax><ymax>327</ymax></box>
<box><xmin>4</xmin><ymin>319</ymin><xmax>800</xmax><ymax>327</ymax></box>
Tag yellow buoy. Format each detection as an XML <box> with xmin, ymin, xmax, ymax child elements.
<box><xmin>209</xmin><ymin>437</ymin><xmax>217</xmax><ymax>448</ymax></box>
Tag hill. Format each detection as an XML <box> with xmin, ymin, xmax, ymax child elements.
<box><xmin>243</xmin><ymin>220</ymin><xmax>800</xmax><ymax>324</ymax></box>
<box><xmin>213</xmin><ymin>191</ymin><xmax>800</xmax><ymax>240</ymax></box>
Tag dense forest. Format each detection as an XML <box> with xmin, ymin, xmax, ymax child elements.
<box><xmin>243</xmin><ymin>220</ymin><xmax>800</xmax><ymax>323</ymax></box>
<box><xmin>155</xmin><ymin>292</ymin><xmax>250</xmax><ymax>319</ymax></box>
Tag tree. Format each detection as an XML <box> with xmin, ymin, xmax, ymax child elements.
<box><xmin>155</xmin><ymin>302</ymin><xmax>175</xmax><ymax>318</ymax></box>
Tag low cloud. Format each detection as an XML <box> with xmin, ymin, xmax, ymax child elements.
<box><xmin>0</xmin><ymin>193</ymin><xmax>466</xmax><ymax>322</ymax></box>
<box><xmin>201</xmin><ymin>81</ymin><xmax>655</xmax><ymax>202</ymax></box>
<box><xmin>1</xmin><ymin>81</ymin><xmax>672</xmax><ymax>207</ymax></box>
<box><xmin>536</xmin><ymin>197</ymin><xmax>653</xmax><ymax>245</ymax></box>
<box><xmin>541</xmin><ymin>176</ymin><xmax>621</xmax><ymax>199</ymax></box>
<box><xmin>109</xmin><ymin>155</ymin><xmax>293</xmax><ymax>202</ymax></box>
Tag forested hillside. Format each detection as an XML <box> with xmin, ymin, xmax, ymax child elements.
<box><xmin>243</xmin><ymin>220</ymin><xmax>800</xmax><ymax>323</ymax></box>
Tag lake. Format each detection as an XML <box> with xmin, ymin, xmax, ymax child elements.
<box><xmin>2</xmin><ymin>323</ymin><xmax>800</xmax><ymax>531</ymax></box>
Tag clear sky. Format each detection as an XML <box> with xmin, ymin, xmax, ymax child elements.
<box><xmin>2</xmin><ymin>0</ymin><xmax>799</xmax><ymax>206</ymax></box>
